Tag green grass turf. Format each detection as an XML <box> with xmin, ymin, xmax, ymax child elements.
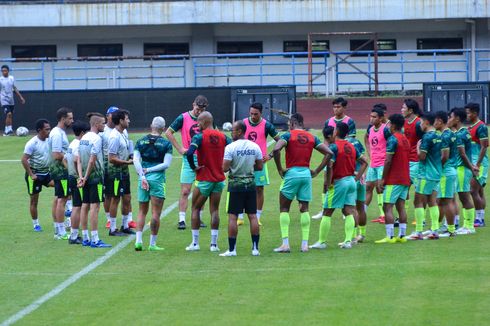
<box><xmin>1</xmin><ymin>130</ymin><xmax>489</xmax><ymax>325</ymax></box>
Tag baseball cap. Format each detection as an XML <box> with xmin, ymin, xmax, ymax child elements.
<box><xmin>106</xmin><ymin>106</ymin><xmax>119</xmax><ymax>115</ymax></box>
<box><xmin>194</xmin><ymin>95</ymin><xmax>208</xmax><ymax>108</ymax></box>
<box><xmin>151</xmin><ymin>116</ymin><xmax>166</xmax><ymax>129</ymax></box>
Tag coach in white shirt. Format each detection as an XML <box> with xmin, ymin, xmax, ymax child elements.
<box><xmin>220</xmin><ymin>120</ymin><xmax>263</xmax><ymax>257</ymax></box>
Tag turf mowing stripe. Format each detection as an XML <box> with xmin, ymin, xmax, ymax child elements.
<box><xmin>1</xmin><ymin>199</ymin><xmax>180</xmax><ymax>326</ymax></box>
<box><xmin>0</xmin><ymin>160</ymin><xmax>20</xmax><ymax>162</ymax></box>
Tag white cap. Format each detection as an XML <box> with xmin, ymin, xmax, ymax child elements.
<box><xmin>151</xmin><ymin>116</ymin><xmax>166</xmax><ymax>129</ymax></box>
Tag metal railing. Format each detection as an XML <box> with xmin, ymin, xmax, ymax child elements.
<box><xmin>1</xmin><ymin>49</ymin><xmax>488</xmax><ymax>94</ymax></box>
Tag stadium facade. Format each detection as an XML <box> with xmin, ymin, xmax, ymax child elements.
<box><xmin>1</xmin><ymin>0</ymin><xmax>489</xmax><ymax>93</ymax></box>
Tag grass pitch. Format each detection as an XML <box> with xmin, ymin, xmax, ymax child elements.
<box><xmin>1</xmin><ymin>130</ymin><xmax>489</xmax><ymax>325</ymax></box>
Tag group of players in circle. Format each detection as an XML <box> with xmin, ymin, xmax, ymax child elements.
<box><xmin>20</xmin><ymin>95</ymin><xmax>488</xmax><ymax>256</ymax></box>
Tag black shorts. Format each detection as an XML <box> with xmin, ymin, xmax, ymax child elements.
<box><xmin>3</xmin><ymin>105</ymin><xmax>14</xmax><ymax>115</ymax></box>
<box><xmin>54</xmin><ymin>179</ymin><xmax>71</xmax><ymax>198</ymax></box>
<box><xmin>82</xmin><ymin>183</ymin><xmax>104</xmax><ymax>204</ymax></box>
<box><xmin>68</xmin><ymin>176</ymin><xmax>82</xmax><ymax>207</ymax></box>
<box><xmin>227</xmin><ymin>190</ymin><xmax>257</xmax><ymax>215</ymax></box>
<box><xmin>106</xmin><ymin>177</ymin><xmax>131</xmax><ymax>197</ymax></box>
<box><xmin>25</xmin><ymin>173</ymin><xmax>51</xmax><ymax>195</ymax></box>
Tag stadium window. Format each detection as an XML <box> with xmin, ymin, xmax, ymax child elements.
<box><xmin>416</xmin><ymin>38</ymin><xmax>463</xmax><ymax>56</ymax></box>
<box><xmin>11</xmin><ymin>45</ymin><xmax>57</xmax><ymax>61</ymax></box>
<box><xmin>217</xmin><ymin>41</ymin><xmax>263</xmax><ymax>58</ymax></box>
<box><xmin>350</xmin><ymin>39</ymin><xmax>397</xmax><ymax>57</ymax></box>
<box><xmin>283</xmin><ymin>40</ymin><xmax>329</xmax><ymax>58</ymax></box>
<box><xmin>77</xmin><ymin>44</ymin><xmax>123</xmax><ymax>60</ymax></box>
<box><xmin>143</xmin><ymin>43</ymin><xmax>189</xmax><ymax>60</ymax></box>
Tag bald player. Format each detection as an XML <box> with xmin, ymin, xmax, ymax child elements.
<box><xmin>185</xmin><ymin>112</ymin><xmax>231</xmax><ymax>252</ymax></box>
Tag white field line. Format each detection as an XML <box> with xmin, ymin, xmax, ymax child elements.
<box><xmin>1</xmin><ymin>139</ymin><xmax>276</xmax><ymax>325</ymax></box>
<box><xmin>1</xmin><ymin>199</ymin><xmax>180</xmax><ymax>326</ymax></box>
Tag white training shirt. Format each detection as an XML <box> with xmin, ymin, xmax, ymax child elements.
<box><xmin>224</xmin><ymin>139</ymin><xmax>263</xmax><ymax>178</ymax></box>
<box><xmin>0</xmin><ymin>75</ymin><xmax>15</xmax><ymax>106</ymax></box>
<box><xmin>66</xmin><ymin>139</ymin><xmax>80</xmax><ymax>177</ymax></box>
<box><xmin>24</xmin><ymin>135</ymin><xmax>51</xmax><ymax>174</ymax></box>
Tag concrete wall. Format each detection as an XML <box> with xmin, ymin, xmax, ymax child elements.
<box><xmin>0</xmin><ymin>1</ymin><xmax>487</xmax><ymax>27</ymax></box>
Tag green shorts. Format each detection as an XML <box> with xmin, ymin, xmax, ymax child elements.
<box><xmin>437</xmin><ymin>174</ymin><xmax>456</xmax><ymax>199</ymax></box>
<box><xmin>280</xmin><ymin>176</ymin><xmax>312</xmax><ymax>202</ymax></box>
<box><xmin>196</xmin><ymin>181</ymin><xmax>225</xmax><ymax>197</ymax></box>
<box><xmin>409</xmin><ymin>161</ymin><xmax>419</xmax><ymax>184</ymax></box>
<box><xmin>415</xmin><ymin>178</ymin><xmax>438</xmax><ymax>195</ymax></box>
<box><xmin>383</xmin><ymin>184</ymin><xmax>409</xmax><ymax>204</ymax></box>
<box><xmin>323</xmin><ymin>176</ymin><xmax>356</xmax><ymax>209</ymax></box>
<box><xmin>254</xmin><ymin>162</ymin><xmax>270</xmax><ymax>187</ymax></box>
<box><xmin>356</xmin><ymin>180</ymin><xmax>366</xmax><ymax>202</ymax></box>
<box><xmin>456</xmin><ymin>166</ymin><xmax>472</xmax><ymax>193</ymax></box>
<box><xmin>180</xmin><ymin>155</ymin><xmax>197</xmax><ymax>184</ymax></box>
<box><xmin>366</xmin><ymin>166</ymin><xmax>383</xmax><ymax>182</ymax></box>
<box><xmin>138</xmin><ymin>173</ymin><xmax>166</xmax><ymax>202</ymax></box>
<box><xmin>476</xmin><ymin>164</ymin><xmax>488</xmax><ymax>187</ymax></box>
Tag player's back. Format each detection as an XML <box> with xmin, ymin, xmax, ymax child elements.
<box><xmin>196</xmin><ymin>129</ymin><xmax>228</xmax><ymax>182</ymax></box>
<box><xmin>419</xmin><ymin>130</ymin><xmax>442</xmax><ymax>181</ymax></box>
<box><xmin>404</xmin><ymin>116</ymin><xmax>422</xmax><ymax>162</ymax></box>
<box><xmin>284</xmin><ymin>129</ymin><xmax>318</xmax><ymax>169</ymax></box>
<box><xmin>385</xmin><ymin>132</ymin><xmax>410</xmax><ymax>186</ymax></box>
<box><xmin>455</xmin><ymin>127</ymin><xmax>473</xmax><ymax>166</ymax></box>
<box><xmin>79</xmin><ymin>132</ymin><xmax>104</xmax><ymax>184</ymax></box>
<box><xmin>136</xmin><ymin>134</ymin><xmax>172</xmax><ymax>172</ymax></box>
<box><xmin>330</xmin><ymin>139</ymin><xmax>357</xmax><ymax>181</ymax></box>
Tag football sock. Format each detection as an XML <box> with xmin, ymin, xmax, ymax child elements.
<box><xmin>110</xmin><ymin>217</ymin><xmax>117</xmax><ymax>232</ymax></box>
<box><xmin>300</xmin><ymin>212</ymin><xmax>310</xmax><ymax>241</ymax></box>
<box><xmin>122</xmin><ymin>215</ymin><xmax>129</xmax><ymax>229</ymax></box>
<box><xmin>32</xmin><ymin>218</ymin><xmax>39</xmax><ymax>227</ymax></box>
<box><xmin>128</xmin><ymin>212</ymin><xmax>133</xmax><ymax>222</ymax></box>
<box><xmin>228</xmin><ymin>237</ymin><xmax>237</xmax><ymax>252</ymax></box>
<box><xmin>53</xmin><ymin>222</ymin><xmax>58</xmax><ymax>234</ymax></box>
<box><xmin>447</xmin><ymin>224</ymin><xmax>455</xmax><ymax>233</ymax></box>
<box><xmin>136</xmin><ymin>231</ymin><xmax>143</xmax><ymax>244</ymax></box>
<box><xmin>90</xmin><ymin>231</ymin><xmax>99</xmax><ymax>243</ymax></box>
<box><xmin>352</xmin><ymin>227</ymin><xmax>357</xmax><ymax>240</ymax></box>
<box><xmin>385</xmin><ymin>224</ymin><xmax>394</xmax><ymax>238</ymax></box>
<box><xmin>251</xmin><ymin>234</ymin><xmax>259</xmax><ymax>250</ymax></box>
<box><xmin>429</xmin><ymin>206</ymin><xmax>440</xmax><ymax>231</ymax></box>
<box><xmin>279</xmin><ymin>212</ymin><xmax>290</xmax><ymax>239</ymax></box>
<box><xmin>377</xmin><ymin>194</ymin><xmax>384</xmax><ymax>216</ymax></box>
<box><xmin>66</xmin><ymin>200</ymin><xmax>73</xmax><ymax>211</ymax></box>
<box><xmin>210</xmin><ymin>229</ymin><xmax>219</xmax><ymax>246</ymax></box>
<box><xmin>178</xmin><ymin>211</ymin><xmax>186</xmax><ymax>223</ymax></box>
<box><xmin>414</xmin><ymin>207</ymin><xmax>425</xmax><ymax>232</ymax></box>
<box><xmin>149</xmin><ymin>234</ymin><xmax>157</xmax><ymax>246</ymax></box>
<box><xmin>238</xmin><ymin>213</ymin><xmax>244</xmax><ymax>220</ymax></box>
<box><xmin>82</xmin><ymin>230</ymin><xmax>90</xmax><ymax>241</ymax></box>
<box><xmin>465</xmin><ymin>208</ymin><xmax>476</xmax><ymax>231</ymax></box>
<box><xmin>105</xmin><ymin>212</ymin><xmax>110</xmax><ymax>222</ymax></box>
<box><xmin>191</xmin><ymin>229</ymin><xmax>199</xmax><ymax>245</ymax></box>
<box><xmin>477</xmin><ymin>209</ymin><xmax>485</xmax><ymax>222</ymax></box>
<box><xmin>344</xmin><ymin>215</ymin><xmax>355</xmax><ymax>243</ymax></box>
<box><xmin>57</xmin><ymin>222</ymin><xmax>66</xmax><ymax>235</ymax></box>
<box><xmin>399</xmin><ymin>223</ymin><xmax>407</xmax><ymax>237</ymax></box>
<box><xmin>358</xmin><ymin>225</ymin><xmax>366</xmax><ymax>236</ymax></box>
<box><xmin>319</xmin><ymin>216</ymin><xmax>331</xmax><ymax>243</ymax></box>
<box><xmin>70</xmin><ymin>228</ymin><xmax>78</xmax><ymax>240</ymax></box>
<box><xmin>257</xmin><ymin>210</ymin><xmax>262</xmax><ymax>220</ymax></box>
<box><xmin>454</xmin><ymin>214</ymin><xmax>460</xmax><ymax>227</ymax></box>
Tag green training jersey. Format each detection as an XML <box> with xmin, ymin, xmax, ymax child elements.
<box><xmin>440</xmin><ymin>128</ymin><xmax>457</xmax><ymax>176</ymax></box>
<box><xmin>135</xmin><ymin>134</ymin><xmax>173</xmax><ymax>176</ymax></box>
<box><xmin>418</xmin><ymin>130</ymin><xmax>442</xmax><ymax>181</ymax></box>
<box><xmin>454</xmin><ymin>127</ymin><xmax>473</xmax><ymax>168</ymax></box>
<box><xmin>469</xmin><ymin>121</ymin><xmax>489</xmax><ymax>166</ymax></box>
<box><xmin>79</xmin><ymin>132</ymin><xmax>104</xmax><ymax>185</ymax></box>
<box><xmin>346</xmin><ymin>136</ymin><xmax>365</xmax><ymax>172</ymax></box>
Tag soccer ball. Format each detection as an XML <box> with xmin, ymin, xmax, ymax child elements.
<box><xmin>222</xmin><ymin>122</ymin><xmax>232</xmax><ymax>131</ymax></box>
<box><xmin>16</xmin><ymin>126</ymin><xmax>29</xmax><ymax>137</ymax></box>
